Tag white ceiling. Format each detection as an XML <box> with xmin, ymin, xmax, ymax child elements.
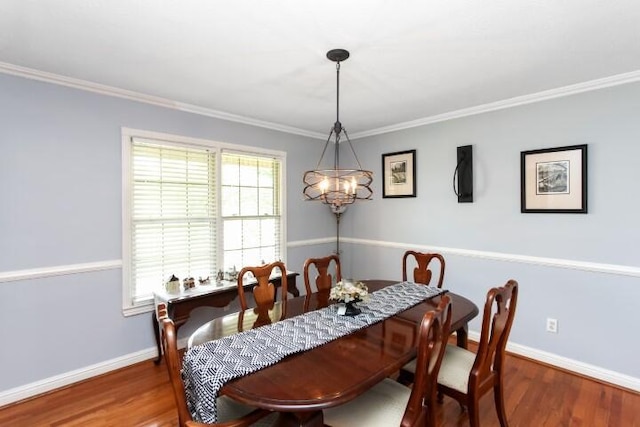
<box><xmin>2</xmin><ymin>0</ymin><xmax>640</xmax><ymax>138</ymax></box>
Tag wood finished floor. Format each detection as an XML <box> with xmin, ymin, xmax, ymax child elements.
<box><xmin>1</xmin><ymin>350</ymin><xmax>638</xmax><ymax>426</ymax></box>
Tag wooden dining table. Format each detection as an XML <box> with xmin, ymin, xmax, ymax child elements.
<box><xmin>187</xmin><ymin>279</ymin><xmax>479</xmax><ymax>427</ymax></box>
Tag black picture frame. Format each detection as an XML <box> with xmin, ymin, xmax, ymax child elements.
<box><xmin>520</xmin><ymin>144</ymin><xmax>587</xmax><ymax>213</ymax></box>
<box><xmin>382</xmin><ymin>150</ymin><xmax>417</xmax><ymax>198</ymax></box>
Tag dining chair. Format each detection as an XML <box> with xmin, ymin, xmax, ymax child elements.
<box><xmin>402</xmin><ymin>251</ymin><xmax>446</xmax><ymax>288</ymax></box>
<box><xmin>157</xmin><ymin>304</ymin><xmax>276</xmax><ymax>427</ymax></box>
<box><xmin>303</xmin><ymin>254</ymin><xmax>342</xmax><ymax>294</ymax></box>
<box><xmin>402</xmin><ymin>280</ymin><xmax>519</xmax><ymax>427</ymax></box>
<box><xmin>323</xmin><ymin>295</ymin><xmax>452</xmax><ymax>427</ymax></box>
<box><xmin>237</xmin><ymin>261</ymin><xmax>288</xmax><ymax>315</ymax></box>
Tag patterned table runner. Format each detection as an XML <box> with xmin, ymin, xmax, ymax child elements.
<box><xmin>182</xmin><ymin>281</ymin><xmax>445</xmax><ymax>423</ymax></box>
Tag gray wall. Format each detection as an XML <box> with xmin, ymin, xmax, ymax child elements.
<box><xmin>0</xmin><ymin>73</ymin><xmax>332</xmax><ymax>393</ymax></box>
<box><xmin>341</xmin><ymin>81</ymin><xmax>640</xmax><ymax>379</ymax></box>
<box><xmin>1</xmin><ymin>71</ymin><xmax>639</xmax><ymax>398</ymax></box>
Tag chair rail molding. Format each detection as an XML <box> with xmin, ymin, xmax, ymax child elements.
<box><xmin>289</xmin><ymin>236</ymin><xmax>640</xmax><ymax>278</ymax></box>
<box><xmin>0</xmin><ymin>260</ymin><xmax>122</xmax><ymax>284</ymax></box>
<box><xmin>343</xmin><ymin>237</ymin><xmax>640</xmax><ymax>278</ymax></box>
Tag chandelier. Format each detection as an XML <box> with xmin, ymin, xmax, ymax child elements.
<box><xmin>303</xmin><ymin>49</ymin><xmax>373</xmax><ymax>214</ymax></box>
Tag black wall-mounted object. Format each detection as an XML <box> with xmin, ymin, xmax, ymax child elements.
<box><xmin>454</xmin><ymin>145</ymin><xmax>473</xmax><ymax>203</ymax></box>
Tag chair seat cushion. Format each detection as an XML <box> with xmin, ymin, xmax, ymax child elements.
<box><xmin>217</xmin><ymin>395</ymin><xmax>254</xmax><ymax>421</ymax></box>
<box><xmin>436</xmin><ymin>345</ymin><xmax>476</xmax><ymax>393</ymax></box>
<box><xmin>323</xmin><ymin>378</ymin><xmax>411</xmax><ymax>427</ymax></box>
<box><xmin>217</xmin><ymin>395</ymin><xmax>276</xmax><ymax>426</ymax></box>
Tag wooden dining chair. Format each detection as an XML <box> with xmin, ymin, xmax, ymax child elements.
<box><xmin>303</xmin><ymin>254</ymin><xmax>342</xmax><ymax>294</ymax></box>
<box><xmin>323</xmin><ymin>296</ymin><xmax>452</xmax><ymax>427</ymax></box>
<box><xmin>402</xmin><ymin>280</ymin><xmax>519</xmax><ymax>427</ymax></box>
<box><xmin>402</xmin><ymin>251</ymin><xmax>446</xmax><ymax>288</ymax></box>
<box><xmin>237</xmin><ymin>261</ymin><xmax>288</xmax><ymax>315</ymax></box>
<box><xmin>157</xmin><ymin>304</ymin><xmax>275</xmax><ymax>427</ymax></box>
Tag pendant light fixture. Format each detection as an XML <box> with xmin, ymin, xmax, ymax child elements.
<box><xmin>303</xmin><ymin>49</ymin><xmax>373</xmax><ymax>215</ymax></box>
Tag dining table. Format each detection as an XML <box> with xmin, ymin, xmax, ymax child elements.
<box><xmin>186</xmin><ymin>279</ymin><xmax>479</xmax><ymax>427</ymax></box>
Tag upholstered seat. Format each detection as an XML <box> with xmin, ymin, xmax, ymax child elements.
<box><xmin>436</xmin><ymin>346</ymin><xmax>477</xmax><ymax>392</ymax></box>
<box><xmin>323</xmin><ymin>379</ymin><xmax>412</xmax><ymax>427</ymax></box>
<box><xmin>323</xmin><ymin>296</ymin><xmax>452</xmax><ymax>427</ymax></box>
<box><xmin>401</xmin><ymin>280</ymin><xmax>519</xmax><ymax>427</ymax></box>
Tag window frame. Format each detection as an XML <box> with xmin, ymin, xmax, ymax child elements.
<box><xmin>121</xmin><ymin>128</ymin><xmax>287</xmax><ymax>316</ymax></box>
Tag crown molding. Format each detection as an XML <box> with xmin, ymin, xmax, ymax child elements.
<box><xmin>351</xmin><ymin>69</ymin><xmax>640</xmax><ymax>139</ymax></box>
<box><xmin>0</xmin><ymin>61</ymin><xmax>326</xmax><ymax>140</ymax></box>
<box><xmin>3</xmin><ymin>61</ymin><xmax>639</xmax><ymax>141</ymax></box>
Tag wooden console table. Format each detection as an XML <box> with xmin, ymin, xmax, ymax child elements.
<box><xmin>152</xmin><ymin>271</ymin><xmax>299</xmax><ymax>363</ymax></box>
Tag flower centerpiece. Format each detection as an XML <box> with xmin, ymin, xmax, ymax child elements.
<box><xmin>330</xmin><ymin>280</ymin><xmax>369</xmax><ymax>316</ymax></box>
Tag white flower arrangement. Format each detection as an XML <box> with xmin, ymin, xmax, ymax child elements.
<box><xmin>330</xmin><ymin>280</ymin><xmax>370</xmax><ymax>303</ymax></box>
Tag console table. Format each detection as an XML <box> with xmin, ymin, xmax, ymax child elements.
<box><xmin>152</xmin><ymin>271</ymin><xmax>299</xmax><ymax>363</ymax></box>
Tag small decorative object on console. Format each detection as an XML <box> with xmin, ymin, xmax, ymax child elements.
<box><xmin>183</xmin><ymin>277</ymin><xmax>196</xmax><ymax>290</ymax></box>
<box><xmin>226</xmin><ymin>266</ymin><xmax>239</xmax><ymax>282</ymax></box>
<box><xmin>165</xmin><ymin>274</ymin><xmax>180</xmax><ymax>294</ymax></box>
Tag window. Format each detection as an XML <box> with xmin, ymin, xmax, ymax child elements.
<box><xmin>122</xmin><ymin>129</ymin><xmax>285</xmax><ymax>315</ymax></box>
<box><xmin>221</xmin><ymin>153</ymin><xmax>282</xmax><ymax>271</ymax></box>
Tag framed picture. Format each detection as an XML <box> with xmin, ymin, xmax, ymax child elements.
<box><xmin>382</xmin><ymin>150</ymin><xmax>416</xmax><ymax>198</ymax></box>
<box><xmin>520</xmin><ymin>144</ymin><xmax>587</xmax><ymax>213</ymax></box>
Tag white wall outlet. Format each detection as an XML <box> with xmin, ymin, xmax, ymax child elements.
<box><xmin>546</xmin><ymin>318</ymin><xmax>558</xmax><ymax>333</ymax></box>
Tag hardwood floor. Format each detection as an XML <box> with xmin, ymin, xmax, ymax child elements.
<box><xmin>1</xmin><ymin>351</ymin><xmax>638</xmax><ymax>426</ymax></box>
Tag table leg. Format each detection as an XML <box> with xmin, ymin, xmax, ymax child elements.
<box><xmin>152</xmin><ymin>312</ymin><xmax>162</xmax><ymax>364</ymax></box>
<box><xmin>274</xmin><ymin>411</ymin><xmax>324</xmax><ymax>427</ymax></box>
<box><xmin>456</xmin><ymin>324</ymin><xmax>469</xmax><ymax>349</ymax></box>
<box><xmin>288</xmin><ymin>275</ymin><xmax>300</xmax><ymax>297</ymax></box>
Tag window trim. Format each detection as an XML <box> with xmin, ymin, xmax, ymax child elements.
<box><xmin>121</xmin><ymin>127</ymin><xmax>287</xmax><ymax>316</ymax></box>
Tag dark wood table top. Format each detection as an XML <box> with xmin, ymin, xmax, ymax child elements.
<box><xmin>187</xmin><ymin>279</ymin><xmax>479</xmax><ymax>426</ymax></box>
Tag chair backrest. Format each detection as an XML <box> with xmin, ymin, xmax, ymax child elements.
<box><xmin>471</xmin><ymin>280</ymin><xmax>518</xmax><ymax>389</ymax></box>
<box><xmin>303</xmin><ymin>254</ymin><xmax>342</xmax><ymax>294</ymax></box>
<box><xmin>158</xmin><ymin>305</ymin><xmax>271</xmax><ymax>427</ymax></box>
<box><xmin>402</xmin><ymin>251</ymin><xmax>446</xmax><ymax>288</ymax></box>
<box><xmin>237</xmin><ymin>261</ymin><xmax>288</xmax><ymax>314</ymax></box>
<box><xmin>157</xmin><ymin>304</ymin><xmax>197</xmax><ymax>427</ymax></box>
<box><xmin>403</xmin><ymin>296</ymin><xmax>452</xmax><ymax>426</ymax></box>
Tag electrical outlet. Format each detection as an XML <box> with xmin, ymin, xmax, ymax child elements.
<box><xmin>546</xmin><ymin>318</ymin><xmax>558</xmax><ymax>333</ymax></box>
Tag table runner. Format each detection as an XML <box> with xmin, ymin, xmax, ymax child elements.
<box><xmin>182</xmin><ymin>281</ymin><xmax>445</xmax><ymax>423</ymax></box>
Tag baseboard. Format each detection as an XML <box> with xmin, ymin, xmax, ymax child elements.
<box><xmin>467</xmin><ymin>331</ymin><xmax>640</xmax><ymax>393</ymax></box>
<box><xmin>0</xmin><ymin>348</ymin><xmax>157</xmax><ymax>407</ymax></box>
<box><xmin>3</xmin><ymin>329</ymin><xmax>638</xmax><ymax>409</ymax></box>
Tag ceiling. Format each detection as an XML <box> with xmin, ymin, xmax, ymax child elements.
<box><xmin>2</xmin><ymin>0</ymin><xmax>640</xmax><ymax>139</ymax></box>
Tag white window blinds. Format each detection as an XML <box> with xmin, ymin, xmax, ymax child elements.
<box><xmin>130</xmin><ymin>140</ymin><xmax>217</xmax><ymax>304</ymax></box>
<box><xmin>123</xmin><ymin>130</ymin><xmax>286</xmax><ymax>314</ymax></box>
